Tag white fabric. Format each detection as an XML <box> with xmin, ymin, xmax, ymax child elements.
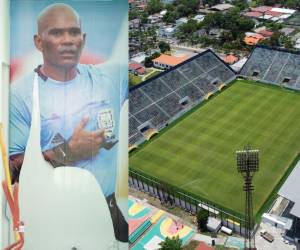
<box><xmin>18</xmin><ymin>73</ymin><xmax>115</xmax><ymax>250</ymax></box>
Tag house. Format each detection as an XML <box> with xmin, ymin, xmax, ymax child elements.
<box><xmin>209</xmin><ymin>28</ymin><xmax>225</xmax><ymax>38</ymax></box>
<box><xmin>193</xmin><ymin>29</ymin><xmax>206</xmax><ymax>37</ymax></box>
<box><xmin>210</xmin><ymin>3</ymin><xmax>234</xmax><ymax>12</ymax></box>
<box><xmin>245</xmin><ymin>6</ymin><xmax>297</xmax><ymax>21</ymax></box>
<box><xmin>176</xmin><ymin>17</ymin><xmax>188</xmax><ymax>26</ymax></box>
<box><xmin>258</xmin><ymin>30</ymin><xmax>274</xmax><ymax>38</ymax></box>
<box><xmin>159</xmin><ymin>26</ymin><xmax>176</xmax><ymax>38</ymax></box>
<box><xmin>295</xmin><ymin>38</ymin><xmax>300</xmax><ymax>49</ymax></box>
<box><xmin>153</xmin><ymin>54</ymin><xmax>188</xmax><ymax>70</ymax></box>
<box><xmin>280</xmin><ymin>27</ymin><xmax>295</xmax><ymax>36</ymax></box>
<box><xmin>148</xmin><ymin>14</ymin><xmax>162</xmax><ymax>24</ymax></box>
<box><xmin>129</xmin><ymin>63</ymin><xmax>146</xmax><ymax>75</ymax></box>
<box><xmin>193</xmin><ymin>14</ymin><xmax>205</xmax><ymax>23</ymax></box>
<box><xmin>223</xmin><ymin>54</ymin><xmax>239</xmax><ymax>65</ymax></box>
<box><xmin>244</xmin><ymin>33</ymin><xmax>265</xmax><ymax>45</ymax></box>
<box><xmin>129</xmin><ymin>18</ymin><xmax>141</xmax><ymax>30</ymax></box>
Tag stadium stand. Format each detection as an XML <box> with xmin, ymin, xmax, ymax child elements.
<box><xmin>240</xmin><ymin>45</ymin><xmax>300</xmax><ymax>91</ymax></box>
<box><xmin>129</xmin><ymin>49</ymin><xmax>236</xmax><ymax>145</ymax></box>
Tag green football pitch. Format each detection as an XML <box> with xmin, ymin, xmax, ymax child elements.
<box><xmin>130</xmin><ymin>80</ymin><xmax>300</xmax><ymax>216</ymax></box>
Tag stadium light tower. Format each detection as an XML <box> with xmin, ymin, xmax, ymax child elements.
<box><xmin>236</xmin><ymin>146</ymin><xmax>259</xmax><ymax>250</ymax></box>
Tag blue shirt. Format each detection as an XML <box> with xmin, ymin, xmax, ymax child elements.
<box><xmin>9</xmin><ymin>63</ymin><xmax>127</xmax><ymax>197</ymax></box>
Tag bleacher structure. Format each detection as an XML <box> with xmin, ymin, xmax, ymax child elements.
<box><xmin>129</xmin><ymin>49</ymin><xmax>236</xmax><ymax>145</ymax></box>
<box><xmin>240</xmin><ymin>45</ymin><xmax>300</xmax><ymax>91</ymax></box>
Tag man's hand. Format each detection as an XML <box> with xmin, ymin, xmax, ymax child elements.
<box><xmin>68</xmin><ymin>116</ymin><xmax>105</xmax><ymax>161</ymax></box>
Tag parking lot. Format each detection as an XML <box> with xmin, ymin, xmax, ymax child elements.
<box><xmin>255</xmin><ymin>223</ymin><xmax>296</xmax><ymax>250</ymax></box>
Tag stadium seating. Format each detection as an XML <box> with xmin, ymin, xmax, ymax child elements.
<box><xmin>240</xmin><ymin>46</ymin><xmax>300</xmax><ymax>91</ymax></box>
<box><xmin>129</xmin><ymin>49</ymin><xmax>236</xmax><ymax>145</ymax></box>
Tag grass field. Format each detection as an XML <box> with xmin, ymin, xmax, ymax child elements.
<box><xmin>130</xmin><ymin>80</ymin><xmax>300</xmax><ymax>216</ymax></box>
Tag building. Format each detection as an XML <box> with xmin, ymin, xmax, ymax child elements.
<box><xmin>129</xmin><ymin>18</ymin><xmax>141</xmax><ymax>30</ymax></box>
<box><xmin>223</xmin><ymin>54</ymin><xmax>239</xmax><ymax>65</ymax></box>
<box><xmin>209</xmin><ymin>3</ymin><xmax>234</xmax><ymax>12</ymax></box>
<box><xmin>129</xmin><ymin>63</ymin><xmax>146</xmax><ymax>75</ymax></box>
<box><xmin>280</xmin><ymin>27</ymin><xmax>295</xmax><ymax>36</ymax></box>
<box><xmin>278</xmin><ymin>160</ymin><xmax>300</xmax><ymax>244</ymax></box>
<box><xmin>159</xmin><ymin>26</ymin><xmax>176</xmax><ymax>38</ymax></box>
<box><xmin>176</xmin><ymin>17</ymin><xmax>188</xmax><ymax>26</ymax></box>
<box><xmin>258</xmin><ymin>30</ymin><xmax>273</xmax><ymax>38</ymax></box>
<box><xmin>244</xmin><ymin>33</ymin><xmax>265</xmax><ymax>45</ymax></box>
<box><xmin>153</xmin><ymin>54</ymin><xmax>188</xmax><ymax>69</ymax></box>
<box><xmin>244</xmin><ymin>6</ymin><xmax>297</xmax><ymax>22</ymax></box>
<box><xmin>193</xmin><ymin>14</ymin><xmax>205</xmax><ymax>23</ymax></box>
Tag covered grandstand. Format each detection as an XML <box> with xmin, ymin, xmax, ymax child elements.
<box><xmin>279</xmin><ymin>160</ymin><xmax>300</xmax><ymax>244</ymax></box>
<box><xmin>240</xmin><ymin>45</ymin><xmax>300</xmax><ymax>91</ymax></box>
<box><xmin>129</xmin><ymin>49</ymin><xmax>236</xmax><ymax>145</ymax></box>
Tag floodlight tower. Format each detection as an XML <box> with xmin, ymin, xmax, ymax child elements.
<box><xmin>236</xmin><ymin>146</ymin><xmax>259</xmax><ymax>250</ymax></box>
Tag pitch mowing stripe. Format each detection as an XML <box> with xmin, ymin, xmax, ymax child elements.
<box><xmin>130</xmin><ymin>80</ymin><xmax>300</xmax><ymax>216</ymax></box>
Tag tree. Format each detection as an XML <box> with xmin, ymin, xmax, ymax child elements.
<box><xmin>196</xmin><ymin>209</ymin><xmax>209</xmax><ymax>232</ymax></box>
<box><xmin>158</xmin><ymin>41</ymin><xmax>171</xmax><ymax>53</ymax></box>
<box><xmin>146</xmin><ymin>0</ymin><xmax>163</xmax><ymax>15</ymax></box>
<box><xmin>144</xmin><ymin>56</ymin><xmax>153</xmax><ymax>67</ymax></box>
<box><xmin>159</xmin><ymin>236</ymin><xmax>183</xmax><ymax>250</ymax></box>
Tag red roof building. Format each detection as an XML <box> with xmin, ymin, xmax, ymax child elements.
<box><xmin>224</xmin><ymin>54</ymin><xmax>239</xmax><ymax>65</ymax></box>
<box><xmin>244</xmin><ymin>11</ymin><xmax>263</xmax><ymax>18</ymax></box>
<box><xmin>153</xmin><ymin>54</ymin><xmax>188</xmax><ymax>70</ymax></box>
<box><xmin>129</xmin><ymin>63</ymin><xmax>146</xmax><ymax>75</ymax></box>
<box><xmin>251</xmin><ymin>6</ymin><xmax>272</xmax><ymax>13</ymax></box>
<box><xmin>265</xmin><ymin>10</ymin><xmax>283</xmax><ymax>17</ymax></box>
<box><xmin>258</xmin><ymin>30</ymin><xmax>274</xmax><ymax>37</ymax></box>
<box><xmin>195</xmin><ymin>242</ymin><xmax>214</xmax><ymax>250</ymax></box>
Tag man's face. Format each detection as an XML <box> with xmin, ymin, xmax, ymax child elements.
<box><xmin>35</xmin><ymin>12</ymin><xmax>85</xmax><ymax>69</ymax></box>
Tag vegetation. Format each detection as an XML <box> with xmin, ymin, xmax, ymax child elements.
<box><xmin>158</xmin><ymin>41</ymin><xmax>171</xmax><ymax>53</ymax></box>
<box><xmin>159</xmin><ymin>236</ymin><xmax>183</xmax><ymax>250</ymax></box>
<box><xmin>197</xmin><ymin>209</ymin><xmax>209</xmax><ymax>232</ymax></box>
<box><xmin>162</xmin><ymin>0</ymin><xmax>199</xmax><ymax>24</ymax></box>
<box><xmin>144</xmin><ymin>52</ymin><xmax>161</xmax><ymax>68</ymax></box>
<box><xmin>256</xmin><ymin>0</ymin><xmax>300</xmax><ymax>9</ymax></box>
<box><xmin>129</xmin><ymin>73</ymin><xmax>142</xmax><ymax>87</ymax></box>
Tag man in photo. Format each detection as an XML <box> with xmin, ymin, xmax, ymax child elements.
<box><xmin>9</xmin><ymin>3</ymin><xmax>128</xmax><ymax>242</ymax></box>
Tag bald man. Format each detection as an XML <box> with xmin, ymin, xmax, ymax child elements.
<box><xmin>9</xmin><ymin>3</ymin><xmax>128</xmax><ymax>242</ymax></box>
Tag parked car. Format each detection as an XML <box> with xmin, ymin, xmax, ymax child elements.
<box><xmin>260</xmin><ymin>230</ymin><xmax>274</xmax><ymax>242</ymax></box>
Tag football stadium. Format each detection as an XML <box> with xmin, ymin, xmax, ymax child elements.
<box><xmin>129</xmin><ymin>46</ymin><xmax>300</xmax><ymax>228</ymax></box>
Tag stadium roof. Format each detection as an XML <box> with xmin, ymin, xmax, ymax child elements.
<box><xmin>153</xmin><ymin>54</ymin><xmax>188</xmax><ymax>67</ymax></box>
<box><xmin>279</xmin><ymin>160</ymin><xmax>300</xmax><ymax>218</ymax></box>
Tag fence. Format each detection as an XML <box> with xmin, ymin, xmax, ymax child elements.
<box><xmin>129</xmin><ymin>168</ymin><xmax>252</xmax><ymax>236</ymax></box>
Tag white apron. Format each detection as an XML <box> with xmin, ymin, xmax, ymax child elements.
<box><xmin>18</xmin><ymin>73</ymin><xmax>115</xmax><ymax>250</ymax></box>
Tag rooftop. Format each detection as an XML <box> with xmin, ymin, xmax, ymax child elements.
<box><xmin>210</xmin><ymin>3</ymin><xmax>234</xmax><ymax>11</ymax></box>
<box><xmin>244</xmin><ymin>11</ymin><xmax>263</xmax><ymax>18</ymax></box>
<box><xmin>224</xmin><ymin>54</ymin><xmax>239</xmax><ymax>64</ymax></box>
<box><xmin>251</xmin><ymin>6</ymin><xmax>272</xmax><ymax>13</ymax></box>
<box><xmin>279</xmin><ymin>160</ymin><xmax>300</xmax><ymax>218</ymax></box>
<box><xmin>153</xmin><ymin>54</ymin><xmax>188</xmax><ymax>66</ymax></box>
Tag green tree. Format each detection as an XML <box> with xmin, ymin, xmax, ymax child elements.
<box><xmin>158</xmin><ymin>41</ymin><xmax>171</xmax><ymax>53</ymax></box>
<box><xmin>162</xmin><ymin>11</ymin><xmax>177</xmax><ymax>24</ymax></box>
<box><xmin>196</xmin><ymin>209</ymin><xmax>209</xmax><ymax>232</ymax></box>
<box><xmin>146</xmin><ymin>0</ymin><xmax>163</xmax><ymax>15</ymax></box>
<box><xmin>144</xmin><ymin>57</ymin><xmax>153</xmax><ymax>67</ymax></box>
<box><xmin>159</xmin><ymin>236</ymin><xmax>183</xmax><ymax>250</ymax></box>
